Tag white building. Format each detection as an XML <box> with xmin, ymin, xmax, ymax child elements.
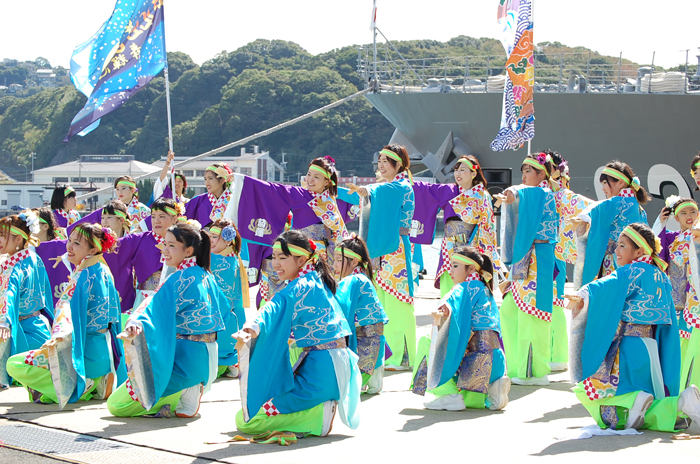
<box><xmin>152</xmin><ymin>146</ymin><xmax>286</xmax><ymax>195</ymax></box>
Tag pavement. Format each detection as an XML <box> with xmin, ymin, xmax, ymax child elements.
<box><xmin>1</xmin><ymin>275</ymin><xmax>700</xmax><ymax>463</ymax></box>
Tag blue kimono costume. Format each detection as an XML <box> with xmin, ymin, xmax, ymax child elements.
<box><xmin>0</xmin><ymin>250</ymin><xmax>54</xmax><ymax>387</ymax></box>
<box><xmin>499</xmin><ymin>182</ymin><xmax>559</xmax><ymax>379</ymax></box>
<box><xmin>236</xmin><ymin>270</ymin><xmax>361</xmax><ymax>435</ymax></box>
<box><xmin>362</xmin><ymin>171</ymin><xmax>417</xmax><ymax>368</ymax></box>
<box><xmin>575</xmin><ymin>190</ymin><xmax>647</xmax><ymax>289</ymax></box>
<box><xmin>109</xmin><ymin>265</ymin><xmax>225</xmax><ymax>416</ymax></box>
<box><xmin>411</xmin><ymin>277</ymin><xmax>506</xmax><ymax>409</ymax></box>
<box><xmin>210</xmin><ymin>253</ymin><xmax>247</xmax><ymax>370</ymax></box>
<box><xmin>335</xmin><ymin>271</ymin><xmax>389</xmax><ymax>382</ymax></box>
<box><xmin>572</xmin><ymin>260</ymin><xmax>687</xmax><ymax>431</ymax></box>
<box><xmin>7</xmin><ymin>258</ymin><xmax>125</xmax><ymax>406</ymax></box>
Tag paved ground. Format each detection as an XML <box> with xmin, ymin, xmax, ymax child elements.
<box><xmin>1</xmin><ymin>276</ymin><xmax>699</xmax><ymax>463</ymax></box>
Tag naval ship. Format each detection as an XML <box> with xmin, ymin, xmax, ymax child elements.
<box><xmin>359</xmin><ymin>47</ymin><xmax>700</xmax><ymax>216</ymax></box>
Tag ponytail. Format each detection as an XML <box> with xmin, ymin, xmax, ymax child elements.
<box><xmin>168</xmin><ymin>223</ymin><xmax>211</xmax><ymax>272</ymax></box>
<box><xmin>337</xmin><ymin>236</ymin><xmax>374</xmax><ymax>283</ymax></box>
<box><xmin>453</xmin><ymin>246</ymin><xmax>494</xmax><ymax>292</ymax></box>
<box><xmin>276</xmin><ymin>230</ymin><xmax>337</xmax><ymax>294</ymax></box>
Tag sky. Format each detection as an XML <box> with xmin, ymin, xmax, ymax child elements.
<box><xmin>1</xmin><ymin>0</ymin><xmax>699</xmax><ymax>69</ymax></box>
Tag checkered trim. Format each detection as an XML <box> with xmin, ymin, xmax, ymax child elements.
<box><xmin>263</xmin><ymin>400</ymin><xmax>280</xmax><ymax>417</ymax></box>
<box><xmin>207</xmin><ymin>187</ymin><xmax>232</xmax><ymax>222</ymax></box>
<box><xmin>631</xmin><ymin>255</ymin><xmax>653</xmax><ymax>265</ymax></box>
<box><xmin>296</xmin><ymin>262</ymin><xmax>315</xmax><ymax>280</ymax></box>
<box><xmin>680</xmin><ymin>329</ymin><xmax>692</xmax><ymax>340</ymax></box>
<box><xmin>465</xmin><ymin>272</ymin><xmax>481</xmax><ymax>282</ymax></box>
<box><xmin>150</xmin><ymin>232</ymin><xmax>167</xmax><ymax>263</ymax></box>
<box><xmin>617</xmin><ymin>188</ymin><xmax>635</xmax><ymax>198</ymax></box>
<box><xmin>437</xmin><ymin>237</ymin><xmax>451</xmax><ymax>279</ymax></box>
<box><xmin>511</xmin><ymin>285</ymin><xmax>551</xmax><ymax>322</ymax></box>
<box><xmin>23</xmin><ymin>350</ymin><xmax>48</xmax><ymax>370</ymax></box>
<box><xmin>54</xmin><ymin>209</ymin><xmax>69</xmax><ymax>221</ymax></box>
<box><xmin>684</xmin><ymin>308</ymin><xmax>700</xmax><ymax>330</ymax></box>
<box><xmin>554</xmin><ymin>297</ymin><xmax>565</xmax><ymax>308</ymax></box>
<box><xmin>259</xmin><ymin>279</ymin><xmax>270</xmax><ymax>303</ymax></box>
<box><xmin>582</xmin><ymin>378</ymin><xmax>601</xmax><ymax>400</ymax></box>
<box><xmin>177</xmin><ymin>256</ymin><xmax>197</xmax><ymax>271</ymax></box>
<box><xmin>376</xmin><ymin>273</ymin><xmax>414</xmax><ymax>305</ymax></box>
<box><xmin>125</xmin><ymin>379</ymin><xmax>139</xmax><ymax>401</ymax></box>
<box><xmin>1</xmin><ymin>248</ymin><xmax>30</xmax><ymax>274</ymax></box>
<box><xmin>538</xmin><ymin>180</ymin><xmax>550</xmax><ymax>189</ymax></box>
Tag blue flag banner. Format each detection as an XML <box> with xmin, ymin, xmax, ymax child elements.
<box><xmin>64</xmin><ymin>0</ymin><xmax>166</xmax><ymax>142</ymax></box>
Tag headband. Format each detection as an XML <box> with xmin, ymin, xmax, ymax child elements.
<box><xmin>674</xmin><ymin>201</ymin><xmax>699</xmax><ymax>216</ymax></box>
<box><xmin>308</xmin><ymin>164</ymin><xmax>336</xmax><ymax>186</ymax></box>
<box><xmin>209</xmin><ymin>226</ymin><xmax>222</xmax><ymax>236</ymax></box>
<box><xmin>336</xmin><ymin>247</ymin><xmax>363</xmax><ymax>262</ymax></box>
<box><xmin>206</xmin><ymin>165</ymin><xmax>233</xmax><ymax>180</ymax></box>
<box><xmin>116</xmin><ymin>180</ymin><xmax>136</xmax><ymax>189</ymax></box>
<box><xmin>602</xmin><ymin>167</ymin><xmax>641</xmax><ymax>192</ymax></box>
<box><xmin>621</xmin><ymin>226</ymin><xmax>667</xmax><ymax>271</ymax></box>
<box><xmin>273</xmin><ymin>241</ymin><xmax>312</xmax><ymax>258</ymax></box>
<box><xmin>64</xmin><ymin>186</ymin><xmax>75</xmax><ymax>196</ymax></box>
<box><xmin>451</xmin><ymin>253</ymin><xmax>493</xmax><ymax>282</ymax></box>
<box><xmin>380</xmin><ymin>149</ymin><xmax>403</xmax><ymax>166</ymax></box>
<box><xmin>78</xmin><ymin>228</ymin><xmax>101</xmax><ymax>250</ymax></box>
<box><xmin>110</xmin><ymin>209</ymin><xmax>128</xmax><ymax>220</ymax></box>
<box><xmin>161</xmin><ymin>205</ymin><xmax>178</xmax><ymax>217</ymax></box>
<box><xmin>456</xmin><ymin>157</ymin><xmax>478</xmax><ymax>172</ymax></box>
<box><xmin>522</xmin><ymin>158</ymin><xmax>548</xmax><ymax>176</ymax></box>
<box><xmin>38</xmin><ymin>217</ymin><xmax>49</xmax><ymax>225</ymax></box>
<box><xmin>9</xmin><ymin>226</ymin><xmax>29</xmax><ymax>241</ymax></box>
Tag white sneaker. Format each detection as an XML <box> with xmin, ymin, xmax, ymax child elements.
<box><xmin>423</xmin><ymin>393</ymin><xmax>466</xmax><ymax>411</ymax></box>
<box><xmin>94</xmin><ymin>372</ymin><xmax>115</xmax><ymax>400</ymax></box>
<box><xmin>678</xmin><ymin>385</ymin><xmax>700</xmax><ymax>424</ymax></box>
<box><xmin>549</xmin><ymin>362</ymin><xmax>568</xmax><ymax>373</ymax></box>
<box><xmin>626</xmin><ymin>391</ymin><xmax>653</xmax><ymax>429</ymax></box>
<box><xmin>83</xmin><ymin>378</ymin><xmax>95</xmax><ymax>396</ymax></box>
<box><xmin>366</xmin><ymin>365</ymin><xmax>384</xmax><ymax>395</ymax></box>
<box><xmin>176</xmin><ymin>384</ymin><xmax>204</xmax><ymax>418</ymax></box>
<box><xmin>225</xmin><ymin>365</ymin><xmax>239</xmax><ymax>378</ymax></box>
<box><xmin>487</xmin><ymin>376</ymin><xmax>511</xmax><ymax>411</ymax></box>
<box><xmin>511</xmin><ymin>376</ymin><xmax>549</xmax><ymax>386</ymax></box>
<box><xmin>385</xmin><ymin>365</ymin><xmax>410</xmax><ymax>372</ymax></box>
<box><xmin>321</xmin><ymin>400</ymin><xmax>337</xmax><ymax>436</ymax></box>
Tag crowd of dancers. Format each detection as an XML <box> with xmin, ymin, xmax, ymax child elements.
<box><xmin>1</xmin><ymin>145</ymin><xmax>700</xmax><ymax>438</ymax></box>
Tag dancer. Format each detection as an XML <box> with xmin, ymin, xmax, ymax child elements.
<box><xmin>575</xmin><ymin>161</ymin><xmax>649</xmax><ymax>288</ymax></box>
<box><xmin>7</xmin><ymin>224</ymin><xmax>124</xmax><ymax>407</ymax></box>
<box><xmin>208</xmin><ymin>219</ymin><xmax>249</xmax><ymax>378</ymax></box>
<box><xmin>153</xmin><ymin>150</ymin><xmax>190</xmax><ymax>208</ymax></box>
<box><xmin>498</xmin><ymin>153</ymin><xmax>559</xmax><ymax>386</ymax></box>
<box><xmin>411</xmin><ymin>246</ymin><xmax>509</xmax><ymax>411</ymax></box>
<box><xmin>348</xmin><ymin>144</ymin><xmax>416</xmax><ymax>371</ymax></box>
<box><xmin>33</xmin><ymin>207</ymin><xmax>60</xmax><ymax>243</ymax></box>
<box><xmin>656</xmin><ymin>196</ymin><xmax>700</xmax><ymax>390</ymax></box>
<box><xmin>179</xmin><ymin>162</ymin><xmax>234</xmax><ymax>227</ymax></box>
<box><xmin>0</xmin><ymin>212</ymin><xmax>53</xmax><ymax>388</ymax></box>
<box><xmin>548</xmin><ymin>150</ymin><xmax>593</xmax><ymax>373</ymax></box>
<box><xmin>568</xmin><ymin>223</ymin><xmax>700</xmax><ymax>431</ymax></box>
<box><xmin>334</xmin><ymin>236</ymin><xmax>388</xmax><ymax>394</ymax></box>
<box><xmin>411</xmin><ymin>155</ymin><xmax>500</xmax><ymax>296</ymax></box>
<box><xmin>50</xmin><ymin>184</ymin><xmax>80</xmax><ymax>236</ymax></box>
<box><xmin>108</xmin><ymin>222</ymin><xmax>225</xmax><ymax>418</ymax></box>
<box><xmin>234</xmin><ymin>230</ymin><xmax>360</xmax><ymax>437</ymax></box>
<box><xmin>113</xmin><ymin>176</ymin><xmax>150</xmax><ymax>233</ymax></box>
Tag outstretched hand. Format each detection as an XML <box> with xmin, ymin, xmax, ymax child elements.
<box><xmin>346</xmin><ymin>183</ymin><xmax>368</xmax><ymax>197</ymax></box>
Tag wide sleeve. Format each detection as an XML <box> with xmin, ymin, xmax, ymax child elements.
<box><xmin>500</xmin><ymin>186</ymin><xmax>546</xmax><ymax>266</ymax></box>
<box><xmin>411</xmin><ymin>182</ymin><xmax>455</xmax><ymax>245</ymax></box>
<box><xmin>579</xmin><ymin>199</ymin><xmax>620</xmax><ymax>287</ymax></box>
<box><xmin>67</xmin><ymin>208</ymin><xmax>103</xmax><ymax>235</ymax></box>
<box><xmin>353</xmin><ymin>276</ymin><xmax>388</xmax><ymax>326</ymax></box>
<box><xmin>364</xmin><ymin>182</ymin><xmax>407</xmax><ymax>258</ymax></box>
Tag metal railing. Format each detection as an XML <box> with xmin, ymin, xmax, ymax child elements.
<box><xmin>358</xmin><ymin>46</ymin><xmax>700</xmax><ymax>94</ymax></box>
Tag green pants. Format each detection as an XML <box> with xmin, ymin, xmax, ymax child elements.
<box><xmin>550</xmin><ymin>305</ymin><xmax>569</xmax><ymax>364</ymax></box>
<box><xmin>376</xmin><ymin>286</ymin><xmax>416</xmax><ymax>368</ymax></box>
<box><xmin>235</xmin><ymin>404</ymin><xmax>324</xmax><ymax>436</ymax></box>
<box><xmin>681</xmin><ymin>327</ymin><xmax>700</xmax><ymax>389</ymax></box>
<box><xmin>6</xmin><ymin>353</ymin><xmax>96</xmax><ymax>403</ymax></box>
<box><xmin>575</xmin><ymin>385</ymin><xmax>689</xmax><ymax>432</ymax></box>
<box><xmin>499</xmin><ymin>293</ymin><xmax>551</xmax><ymax>379</ymax></box>
<box><xmin>439</xmin><ymin>272</ymin><xmax>454</xmax><ymax>298</ymax></box>
<box><xmin>411</xmin><ymin>336</ymin><xmax>487</xmax><ymax>409</ymax></box>
<box><xmin>107</xmin><ymin>382</ymin><xmax>181</xmax><ymax>417</ymax></box>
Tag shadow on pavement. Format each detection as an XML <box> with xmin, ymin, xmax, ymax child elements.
<box><xmin>397</xmin><ymin>407</ymin><xmax>505</xmax><ymax>432</ymax></box>
<box><xmin>533</xmin><ymin>430</ymin><xmax>674</xmax><ymax>456</ymax></box>
<box><xmin>200</xmin><ymin>432</ymin><xmax>352</xmax><ymax>459</ymax></box>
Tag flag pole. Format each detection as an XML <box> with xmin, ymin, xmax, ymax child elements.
<box><xmin>161</xmin><ymin>3</ymin><xmax>176</xmax><ymax>200</ymax></box>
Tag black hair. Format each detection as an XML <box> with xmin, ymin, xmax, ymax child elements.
<box><xmin>337</xmin><ymin>236</ymin><xmax>374</xmax><ymax>283</ymax></box>
<box><xmin>33</xmin><ymin>206</ymin><xmax>57</xmax><ymax>241</ymax></box>
<box><xmin>453</xmin><ymin>154</ymin><xmax>487</xmax><ymax>187</ymax></box>
<box><xmin>690</xmin><ymin>152</ymin><xmax>700</xmax><ymax>191</ymax></box>
<box><xmin>622</xmin><ymin>222</ymin><xmax>660</xmax><ymax>267</ymax></box>
<box><xmin>103</xmin><ymin>199</ymin><xmax>132</xmax><ymax>236</ymax></box>
<box><xmin>205</xmin><ymin>163</ymin><xmax>232</xmax><ymax>190</ymax></box>
<box><xmin>671</xmin><ymin>197</ymin><xmax>697</xmax><ymax>216</ymax></box>
<box><xmin>598</xmin><ymin>160</ymin><xmax>651</xmax><ymax>205</ymax></box>
<box><xmin>174</xmin><ymin>172</ymin><xmax>188</xmax><ymax>190</ymax></box>
<box><xmin>50</xmin><ymin>184</ymin><xmax>76</xmax><ymax>210</ymax></box>
<box><xmin>167</xmin><ymin>223</ymin><xmax>211</xmax><ymax>272</ymax></box>
<box><xmin>521</xmin><ymin>153</ymin><xmax>555</xmax><ymax>177</ymax></box>
<box><xmin>452</xmin><ymin>245</ymin><xmax>494</xmax><ymax>292</ymax></box>
<box><xmin>71</xmin><ymin>223</ymin><xmax>117</xmax><ymax>254</ymax></box>
<box><xmin>308</xmin><ymin>157</ymin><xmax>339</xmax><ymax>196</ymax></box>
<box><xmin>210</xmin><ymin>218</ymin><xmax>242</xmax><ymax>256</ymax></box>
<box><xmin>381</xmin><ymin>144</ymin><xmax>411</xmax><ymax>173</ymax></box>
<box><xmin>113</xmin><ymin>175</ymin><xmax>139</xmax><ymax>200</ymax></box>
<box><xmin>275</xmin><ymin>230</ymin><xmax>336</xmax><ymax>294</ymax></box>
<box><xmin>151</xmin><ymin>196</ymin><xmax>178</xmax><ymax>216</ymax></box>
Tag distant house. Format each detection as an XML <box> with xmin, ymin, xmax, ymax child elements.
<box><xmin>35</xmin><ymin>69</ymin><xmax>56</xmax><ymax>87</ymax></box>
<box><xmin>2</xmin><ymin>58</ymin><xmax>18</xmax><ymax>67</ymax></box>
<box><xmin>0</xmin><ymin>85</ymin><xmax>7</xmax><ymax>94</ymax></box>
<box><xmin>8</xmin><ymin>83</ymin><xmax>22</xmax><ymax>93</ymax></box>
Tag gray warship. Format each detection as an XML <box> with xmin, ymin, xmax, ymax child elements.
<box><xmin>359</xmin><ymin>47</ymin><xmax>700</xmax><ymax>214</ymax></box>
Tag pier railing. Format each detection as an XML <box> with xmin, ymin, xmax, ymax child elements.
<box><xmin>357</xmin><ymin>47</ymin><xmax>700</xmax><ymax>94</ymax></box>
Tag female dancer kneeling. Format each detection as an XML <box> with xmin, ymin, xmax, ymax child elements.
<box><xmin>234</xmin><ymin>230</ymin><xmax>361</xmax><ymax>437</ymax></box>
<box><xmin>411</xmin><ymin>247</ymin><xmax>509</xmax><ymax>411</ymax></box>
<box><xmin>334</xmin><ymin>236</ymin><xmax>388</xmax><ymax>395</ymax></box>
<box><xmin>108</xmin><ymin>223</ymin><xmax>226</xmax><ymax>418</ymax></box>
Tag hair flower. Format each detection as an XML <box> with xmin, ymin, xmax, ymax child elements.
<box><xmin>665</xmin><ymin>195</ymin><xmax>681</xmax><ymax>209</ymax></box>
<box><xmin>19</xmin><ymin>210</ymin><xmax>41</xmax><ymax>235</ymax></box>
<box><xmin>101</xmin><ymin>229</ymin><xmax>116</xmax><ymax>252</ymax></box>
<box><xmin>186</xmin><ymin>219</ymin><xmax>202</xmax><ymax>231</ymax></box>
<box><xmin>324</xmin><ymin>156</ymin><xmax>336</xmax><ymax>166</ymax></box>
<box><xmin>221</xmin><ymin>225</ymin><xmax>237</xmax><ymax>242</ymax></box>
<box><xmin>308</xmin><ymin>239</ymin><xmax>317</xmax><ymax>251</ymax></box>
<box><xmin>536</xmin><ymin>153</ymin><xmax>548</xmax><ymax>165</ymax></box>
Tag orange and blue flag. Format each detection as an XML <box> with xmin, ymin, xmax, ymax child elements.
<box><xmin>64</xmin><ymin>0</ymin><xmax>166</xmax><ymax>142</ymax></box>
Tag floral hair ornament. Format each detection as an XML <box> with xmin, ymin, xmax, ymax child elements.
<box><xmin>324</xmin><ymin>156</ymin><xmax>336</xmax><ymax>166</ymax></box>
<box><xmin>101</xmin><ymin>228</ymin><xmax>116</xmax><ymax>252</ymax></box>
<box><xmin>186</xmin><ymin>219</ymin><xmax>202</xmax><ymax>231</ymax></box>
<box><xmin>665</xmin><ymin>195</ymin><xmax>682</xmax><ymax>209</ymax></box>
<box><xmin>19</xmin><ymin>210</ymin><xmax>41</xmax><ymax>235</ymax></box>
<box><xmin>221</xmin><ymin>225</ymin><xmax>237</xmax><ymax>242</ymax></box>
